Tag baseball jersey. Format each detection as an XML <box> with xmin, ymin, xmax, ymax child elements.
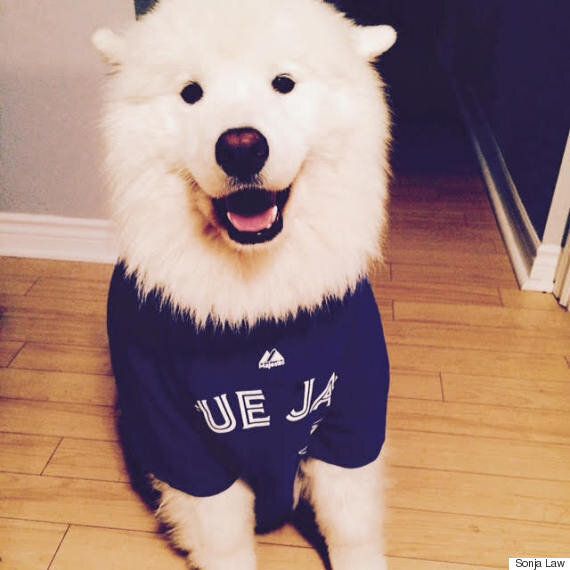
<box><xmin>108</xmin><ymin>263</ymin><xmax>390</xmax><ymax>532</ymax></box>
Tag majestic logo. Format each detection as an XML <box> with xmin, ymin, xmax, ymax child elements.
<box><xmin>258</xmin><ymin>348</ymin><xmax>285</xmax><ymax>370</ymax></box>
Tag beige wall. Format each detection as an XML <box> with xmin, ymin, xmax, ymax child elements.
<box><xmin>0</xmin><ymin>1</ymin><xmax>134</xmax><ymax>219</ymax></box>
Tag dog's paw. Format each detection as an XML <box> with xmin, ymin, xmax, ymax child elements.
<box><xmin>185</xmin><ymin>555</ymin><xmax>200</xmax><ymax>570</ymax></box>
<box><xmin>329</xmin><ymin>546</ymin><xmax>388</xmax><ymax>570</ymax></box>
<box><xmin>185</xmin><ymin>548</ymin><xmax>256</xmax><ymax>570</ymax></box>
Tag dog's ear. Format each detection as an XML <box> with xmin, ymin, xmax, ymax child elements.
<box><xmin>352</xmin><ymin>25</ymin><xmax>396</xmax><ymax>61</ymax></box>
<box><xmin>92</xmin><ymin>28</ymin><xmax>126</xmax><ymax>66</ymax></box>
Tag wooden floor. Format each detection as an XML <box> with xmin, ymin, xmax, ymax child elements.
<box><xmin>1</xmin><ymin>174</ymin><xmax>569</xmax><ymax>569</ymax></box>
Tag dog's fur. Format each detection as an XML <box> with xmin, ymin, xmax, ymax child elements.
<box><xmin>94</xmin><ymin>0</ymin><xmax>395</xmax><ymax>567</ymax></box>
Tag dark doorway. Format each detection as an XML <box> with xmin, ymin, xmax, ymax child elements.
<box><xmin>330</xmin><ymin>0</ymin><xmax>478</xmax><ymax>177</ymax></box>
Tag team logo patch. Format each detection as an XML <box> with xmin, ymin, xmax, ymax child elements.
<box><xmin>258</xmin><ymin>348</ymin><xmax>285</xmax><ymax>369</ymax></box>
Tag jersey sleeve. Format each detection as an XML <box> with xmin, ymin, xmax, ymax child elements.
<box><xmin>308</xmin><ymin>281</ymin><xmax>390</xmax><ymax>468</ymax></box>
<box><xmin>108</xmin><ymin>264</ymin><xmax>237</xmax><ymax>497</ymax></box>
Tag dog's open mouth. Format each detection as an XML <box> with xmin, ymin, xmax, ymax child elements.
<box><xmin>213</xmin><ymin>187</ymin><xmax>290</xmax><ymax>244</ymax></box>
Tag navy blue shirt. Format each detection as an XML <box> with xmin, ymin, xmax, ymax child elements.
<box><xmin>108</xmin><ymin>263</ymin><xmax>390</xmax><ymax>532</ymax></box>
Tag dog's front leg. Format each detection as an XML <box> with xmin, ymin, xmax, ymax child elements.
<box><xmin>302</xmin><ymin>457</ymin><xmax>387</xmax><ymax>570</ymax></box>
<box><xmin>154</xmin><ymin>478</ymin><xmax>257</xmax><ymax>570</ymax></box>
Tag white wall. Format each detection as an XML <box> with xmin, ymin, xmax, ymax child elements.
<box><xmin>0</xmin><ymin>1</ymin><xmax>134</xmax><ymax>219</ymax></box>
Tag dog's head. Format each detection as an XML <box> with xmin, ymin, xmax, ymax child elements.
<box><xmin>94</xmin><ymin>0</ymin><xmax>395</xmax><ymax>325</ymax></box>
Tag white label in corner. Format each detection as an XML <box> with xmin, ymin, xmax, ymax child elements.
<box><xmin>509</xmin><ymin>559</ymin><xmax>570</xmax><ymax>569</ymax></box>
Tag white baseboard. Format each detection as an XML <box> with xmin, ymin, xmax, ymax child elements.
<box><xmin>554</xmin><ymin>239</ymin><xmax>570</xmax><ymax>307</ymax></box>
<box><xmin>0</xmin><ymin>212</ymin><xmax>118</xmax><ymax>263</ymax></box>
<box><xmin>524</xmin><ymin>243</ymin><xmax>562</xmax><ymax>291</ymax></box>
<box><xmin>457</xmin><ymin>87</ymin><xmax>559</xmax><ymax>293</ymax></box>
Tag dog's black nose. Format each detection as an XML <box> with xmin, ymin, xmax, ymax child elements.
<box><xmin>215</xmin><ymin>128</ymin><xmax>269</xmax><ymax>180</ymax></box>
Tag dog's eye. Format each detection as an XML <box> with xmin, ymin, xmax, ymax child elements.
<box><xmin>180</xmin><ymin>82</ymin><xmax>203</xmax><ymax>104</ymax></box>
<box><xmin>272</xmin><ymin>74</ymin><xmax>295</xmax><ymax>94</ymax></box>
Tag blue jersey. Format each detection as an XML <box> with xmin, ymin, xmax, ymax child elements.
<box><xmin>108</xmin><ymin>263</ymin><xmax>390</xmax><ymax>532</ymax></box>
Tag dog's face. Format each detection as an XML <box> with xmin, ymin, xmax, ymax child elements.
<box><xmin>95</xmin><ymin>0</ymin><xmax>395</xmax><ymax>249</ymax></box>
<box><xmin>94</xmin><ymin>0</ymin><xmax>395</xmax><ymax>324</ymax></box>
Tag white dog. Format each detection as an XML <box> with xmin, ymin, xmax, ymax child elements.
<box><xmin>94</xmin><ymin>0</ymin><xmax>395</xmax><ymax>568</ymax></box>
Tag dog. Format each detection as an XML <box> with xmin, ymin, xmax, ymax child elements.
<box><xmin>93</xmin><ymin>0</ymin><xmax>395</xmax><ymax>568</ymax></box>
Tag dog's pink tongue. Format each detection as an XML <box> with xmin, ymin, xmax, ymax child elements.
<box><xmin>227</xmin><ymin>206</ymin><xmax>277</xmax><ymax>232</ymax></box>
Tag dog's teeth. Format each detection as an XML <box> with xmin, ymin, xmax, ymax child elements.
<box><xmin>267</xmin><ymin>206</ymin><xmax>278</xmax><ymax>228</ymax></box>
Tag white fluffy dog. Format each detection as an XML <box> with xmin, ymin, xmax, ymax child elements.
<box><xmin>94</xmin><ymin>0</ymin><xmax>395</xmax><ymax>568</ymax></box>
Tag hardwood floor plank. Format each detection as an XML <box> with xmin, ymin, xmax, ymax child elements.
<box><xmin>389</xmin><ymin>193</ymin><xmax>490</xmax><ymax>210</ymax></box>
<box><xmin>373</xmin><ymin>281</ymin><xmax>502</xmax><ymax>307</ymax></box>
<box><xmin>387</xmin><ymin>465</ymin><xmax>570</xmax><ymax>526</ymax></box>
<box><xmin>394</xmin><ymin>301</ymin><xmax>570</xmax><ymax>336</ymax></box>
<box><xmin>499</xmin><ymin>289</ymin><xmax>560</xmax><ymax>310</ymax></box>
<box><xmin>387</xmin><ymin>223</ymin><xmax>498</xmax><ymax>243</ymax></box>
<box><xmin>389</xmin><ymin>209</ymin><xmax>466</xmax><ymax>223</ymax></box>
<box><xmin>256</xmin><ymin>543</ymin><xmax>324</xmax><ymax>569</ymax></box>
<box><xmin>27</xmin><ymin>277</ymin><xmax>109</xmax><ymax>302</ymax></box>
<box><xmin>392</xmin><ymin>263</ymin><xmax>518</xmax><ymax>289</ymax></box>
<box><xmin>261</xmin><ymin>506</ymin><xmax>570</xmax><ymax>565</ymax></box>
<box><xmin>0</xmin><ymin>314</ymin><xmax>108</xmax><ymax>347</ymax></box>
<box><xmin>44</xmin><ymin>438</ymin><xmax>128</xmax><ymax>483</ymax></box>
<box><xmin>387</xmin><ymin>234</ymin><xmax>497</xmax><ymax>254</ymax></box>
<box><xmin>390</xmin><ymin>195</ymin><xmax>491</xmax><ymax>213</ymax></box>
<box><xmin>384</xmin><ymin>249</ymin><xmax>512</xmax><ymax>273</ymax></box>
<box><xmin>0</xmin><ymin>368</ymin><xmax>116</xmax><ymax>406</ymax></box>
<box><xmin>464</xmin><ymin>218</ymin><xmax>506</xmax><ymax>230</ymax></box>
<box><xmin>388</xmin><ymin>398</ymin><xmax>570</xmax><ymax>445</ymax></box>
<box><xmin>0</xmin><ymin>341</ymin><xmax>23</xmax><ymax>367</ymax></box>
<box><xmin>0</xmin><ymin>257</ymin><xmax>113</xmax><ymax>281</ymax></box>
<box><xmin>493</xmin><ymin>237</ymin><xmax>509</xmax><ymax>256</ymax></box>
<box><xmin>442</xmin><ymin>373</ymin><xmax>570</xmax><ymax>411</ymax></box>
<box><xmin>390</xmin><ymin>371</ymin><xmax>443</xmax><ymax>401</ymax></box>
<box><xmin>50</xmin><ymin>525</ymin><xmax>187</xmax><ymax>570</ymax></box>
<box><xmin>387</xmin><ymin>214</ymin><xmax>487</xmax><ymax>230</ymax></box>
<box><xmin>461</xmin><ymin>207</ymin><xmax>498</xmax><ymax>225</ymax></box>
<box><xmin>388</xmin><ymin>215</ymin><xmax>503</xmax><ymax>237</ymax></box>
<box><xmin>384</xmin><ymin>320</ymin><xmax>570</xmax><ymax>358</ymax></box>
<box><xmin>377</xmin><ymin>299</ymin><xmax>394</xmax><ymax>321</ymax></box>
<box><xmin>0</xmin><ymin>274</ymin><xmax>36</xmax><ymax>295</ymax></box>
<box><xmin>369</xmin><ymin>262</ymin><xmax>392</xmax><ymax>283</ymax></box>
<box><xmin>385</xmin><ymin>507</ymin><xmax>569</xmax><ymax>567</ymax></box>
<box><xmin>0</xmin><ymin>518</ymin><xmax>67</xmax><ymax>570</ymax></box>
<box><xmin>1</xmin><ymin>294</ymin><xmax>105</xmax><ymax>319</ymax></box>
<box><xmin>0</xmin><ymin>433</ymin><xmax>61</xmax><ymax>475</ymax></box>
<box><xmin>386</xmin><ymin>430</ymin><xmax>570</xmax><ymax>482</ymax></box>
<box><xmin>388</xmin><ymin>344</ymin><xmax>570</xmax><ymax>382</ymax></box>
<box><xmin>0</xmin><ymin>399</ymin><xmax>117</xmax><ymax>440</ymax></box>
<box><xmin>50</xmin><ymin>525</ymin><xmax>328</xmax><ymax>570</ymax></box>
<box><xmin>0</xmin><ymin>473</ymin><xmax>155</xmax><ymax>532</ymax></box>
<box><xmin>389</xmin><ymin>560</ymin><xmax>485</xmax><ymax>570</ymax></box>
<box><xmin>10</xmin><ymin>343</ymin><xmax>112</xmax><ymax>376</ymax></box>
<box><xmin>391</xmin><ymin>176</ymin><xmax>488</xmax><ymax>200</ymax></box>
